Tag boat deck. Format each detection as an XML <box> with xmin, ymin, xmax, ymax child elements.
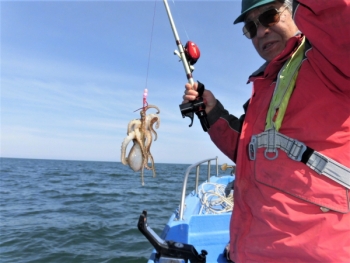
<box><xmin>147</xmin><ymin>175</ymin><xmax>234</xmax><ymax>263</ymax></box>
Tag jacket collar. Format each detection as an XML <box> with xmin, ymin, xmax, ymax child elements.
<box><xmin>248</xmin><ymin>32</ymin><xmax>304</xmax><ymax>82</ymax></box>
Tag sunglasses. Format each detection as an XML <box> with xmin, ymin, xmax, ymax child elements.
<box><xmin>243</xmin><ymin>6</ymin><xmax>288</xmax><ymax>39</ymax></box>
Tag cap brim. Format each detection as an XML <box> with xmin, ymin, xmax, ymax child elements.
<box><xmin>233</xmin><ymin>0</ymin><xmax>275</xmax><ymax>24</ymax></box>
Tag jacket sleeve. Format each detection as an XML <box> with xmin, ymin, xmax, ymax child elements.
<box><xmin>207</xmin><ymin>99</ymin><xmax>248</xmax><ymax>163</ymax></box>
<box><xmin>293</xmin><ymin>0</ymin><xmax>350</xmax><ymax>94</ymax></box>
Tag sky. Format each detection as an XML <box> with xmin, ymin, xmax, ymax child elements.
<box><xmin>1</xmin><ymin>0</ymin><xmax>265</xmax><ymax>165</ymax></box>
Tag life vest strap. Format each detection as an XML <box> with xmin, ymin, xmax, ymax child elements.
<box><xmin>249</xmin><ymin>129</ymin><xmax>350</xmax><ymax>189</ymax></box>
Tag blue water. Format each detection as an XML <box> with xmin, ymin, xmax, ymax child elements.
<box><xmin>0</xmin><ymin>158</ymin><xmax>227</xmax><ymax>262</ymax></box>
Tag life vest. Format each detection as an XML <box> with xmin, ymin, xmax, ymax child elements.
<box><xmin>248</xmin><ymin>37</ymin><xmax>350</xmax><ymax>190</ymax></box>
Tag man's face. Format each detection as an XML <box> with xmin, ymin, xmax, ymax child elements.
<box><xmin>245</xmin><ymin>2</ymin><xmax>299</xmax><ymax>62</ymax></box>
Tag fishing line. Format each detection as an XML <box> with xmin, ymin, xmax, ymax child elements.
<box><xmin>143</xmin><ymin>0</ymin><xmax>190</xmax><ymax>94</ymax></box>
<box><xmin>144</xmin><ymin>0</ymin><xmax>157</xmax><ymax>91</ymax></box>
<box><xmin>183</xmin><ymin>29</ymin><xmax>190</xmax><ymax>41</ymax></box>
<box><xmin>144</xmin><ymin>0</ymin><xmax>190</xmax><ymax>91</ymax></box>
<box><xmin>171</xmin><ymin>0</ymin><xmax>190</xmax><ymax>41</ymax></box>
<box><xmin>143</xmin><ymin>0</ymin><xmax>190</xmax><ymax>103</ymax></box>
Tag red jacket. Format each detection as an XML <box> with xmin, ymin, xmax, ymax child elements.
<box><xmin>207</xmin><ymin>1</ymin><xmax>350</xmax><ymax>262</ymax></box>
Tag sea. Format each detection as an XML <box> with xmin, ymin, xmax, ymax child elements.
<box><xmin>0</xmin><ymin>157</ymin><xmax>229</xmax><ymax>263</ymax></box>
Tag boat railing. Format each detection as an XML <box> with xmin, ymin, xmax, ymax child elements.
<box><xmin>178</xmin><ymin>156</ymin><xmax>218</xmax><ymax>220</ymax></box>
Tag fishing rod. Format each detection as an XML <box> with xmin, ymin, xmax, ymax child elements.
<box><xmin>163</xmin><ymin>0</ymin><xmax>210</xmax><ymax>132</ymax></box>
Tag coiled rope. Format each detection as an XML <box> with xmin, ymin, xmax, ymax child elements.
<box><xmin>199</xmin><ymin>182</ymin><xmax>234</xmax><ymax>215</ymax></box>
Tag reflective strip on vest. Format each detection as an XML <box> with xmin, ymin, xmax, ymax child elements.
<box><xmin>249</xmin><ymin>129</ymin><xmax>350</xmax><ymax>189</ymax></box>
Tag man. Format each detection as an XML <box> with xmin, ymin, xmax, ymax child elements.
<box><xmin>183</xmin><ymin>0</ymin><xmax>350</xmax><ymax>262</ymax></box>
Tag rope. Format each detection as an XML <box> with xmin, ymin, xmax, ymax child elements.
<box><xmin>199</xmin><ymin>182</ymin><xmax>234</xmax><ymax>215</ymax></box>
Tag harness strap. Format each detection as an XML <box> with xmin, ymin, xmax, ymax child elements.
<box><xmin>249</xmin><ymin>129</ymin><xmax>350</xmax><ymax>189</ymax></box>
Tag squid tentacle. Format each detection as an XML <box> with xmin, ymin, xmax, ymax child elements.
<box><xmin>121</xmin><ymin>131</ymin><xmax>135</xmax><ymax>165</ymax></box>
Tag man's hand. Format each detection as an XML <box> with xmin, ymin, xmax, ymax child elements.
<box><xmin>182</xmin><ymin>82</ymin><xmax>217</xmax><ymax>114</ymax></box>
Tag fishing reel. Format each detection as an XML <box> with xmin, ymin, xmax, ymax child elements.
<box><xmin>174</xmin><ymin>41</ymin><xmax>200</xmax><ymax>72</ymax></box>
<box><xmin>138</xmin><ymin>210</ymin><xmax>207</xmax><ymax>263</ymax></box>
<box><xmin>176</xmin><ymin>42</ymin><xmax>210</xmax><ymax>132</ymax></box>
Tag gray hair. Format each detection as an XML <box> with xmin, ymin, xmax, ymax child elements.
<box><xmin>277</xmin><ymin>0</ymin><xmax>293</xmax><ymax>13</ymax></box>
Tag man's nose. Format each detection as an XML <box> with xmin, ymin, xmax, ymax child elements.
<box><xmin>256</xmin><ymin>23</ymin><xmax>270</xmax><ymax>38</ymax></box>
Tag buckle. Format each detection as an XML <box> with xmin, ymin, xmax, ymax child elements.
<box><xmin>287</xmin><ymin>139</ymin><xmax>307</xmax><ymax>161</ymax></box>
<box><xmin>249</xmin><ymin>136</ymin><xmax>257</xmax><ymax>160</ymax></box>
<box><xmin>264</xmin><ymin>148</ymin><xmax>279</xmax><ymax>160</ymax></box>
<box><xmin>264</xmin><ymin>128</ymin><xmax>279</xmax><ymax>160</ymax></box>
<box><xmin>308</xmin><ymin>152</ymin><xmax>328</xmax><ymax>174</ymax></box>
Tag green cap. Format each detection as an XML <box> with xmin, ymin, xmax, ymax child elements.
<box><xmin>234</xmin><ymin>0</ymin><xmax>275</xmax><ymax>24</ymax></box>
